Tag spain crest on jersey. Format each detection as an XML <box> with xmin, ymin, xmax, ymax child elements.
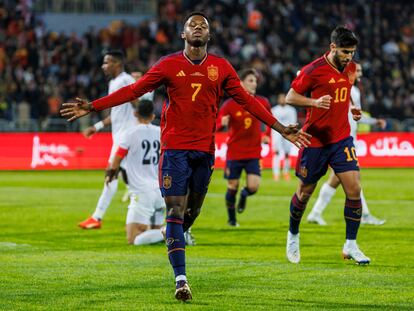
<box><xmin>300</xmin><ymin>166</ymin><xmax>308</xmax><ymax>178</ymax></box>
<box><xmin>207</xmin><ymin>65</ymin><xmax>218</xmax><ymax>81</ymax></box>
<box><xmin>163</xmin><ymin>175</ymin><xmax>172</xmax><ymax>189</ymax></box>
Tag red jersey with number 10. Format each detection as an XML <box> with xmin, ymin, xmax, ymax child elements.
<box><xmin>291</xmin><ymin>52</ymin><xmax>356</xmax><ymax>147</ymax></box>
<box><xmin>91</xmin><ymin>51</ymin><xmax>277</xmax><ymax>154</ymax></box>
<box><xmin>218</xmin><ymin>96</ymin><xmax>271</xmax><ymax>160</ymax></box>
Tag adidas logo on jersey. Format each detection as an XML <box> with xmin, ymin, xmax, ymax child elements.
<box><xmin>328</xmin><ymin>78</ymin><xmax>336</xmax><ymax>83</ymax></box>
<box><xmin>176</xmin><ymin>70</ymin><xmax>186</xmax><ymax>77</ymax></box>
<box><xmin>191</xmin><ymin>72</ymin><xmax>204</xmax><ymax>76</ymax></box>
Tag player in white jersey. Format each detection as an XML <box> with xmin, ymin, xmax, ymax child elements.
<box><xmin>271</xmin><ymin>93</ymin><xmax>298</xmax><ymax>181</ymax></box>
<box><xmin>307</xmin><ymin>63</ymin><xmax>386</xmax><ymax>226</ymax></box>
<box><xmin>79</xmin><ymin>50</ymin><xmax>137</xmax><ymax>229</ymax></box>
<box><xmin>106</xmin><ymin>99</ymin><xmax>165</xmax><ymax>245</ymax></box>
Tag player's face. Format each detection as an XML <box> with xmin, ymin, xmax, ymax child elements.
<box><xmin>182</xmin><ymin>15</ymin><xmax>210</xmax><ymax>47</ymax></box>
<box><xmin>331</xmin><ymin>44</ymin><xmax>356</xmax><ymax>70</ymax></box>
<box><xmin>355</xmin><ymin>64</ymin><xmax>363</xmax><ymax>82</ymax></box>
<box><xmin>101</xmin><ymin>55</ymin><xmax>118</xmax><ymax>78</ymax></box>
<box><xmin>241</xmin><ymin>74</ymin><xmax>257</xmax><ymax>95</ymax></box>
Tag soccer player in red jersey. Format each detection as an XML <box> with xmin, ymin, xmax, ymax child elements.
<box><xmin>284</xmin><ymin>26</ymin><xmax>370</xmax><ymax>265</ymax></box>
<box><xmin>61</xmin><ymin>12</ymin><xmax>311</xmax><ymax>301</ymax></box>
<box><xmin>217</xmin><ymin>68</ymin><xmax>271</xmax><ymax>226</ymax></box>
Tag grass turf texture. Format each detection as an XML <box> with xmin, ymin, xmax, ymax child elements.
<box><xmin>0</xmin><ymin>169</ymin><xmax>413</xmax><ymax>310</ymax></box>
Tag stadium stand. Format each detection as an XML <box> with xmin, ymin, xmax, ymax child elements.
<box><xmin>1</xmin><ymin>0</ymin><xmax>413</xmax><ymax>131</ymax></box>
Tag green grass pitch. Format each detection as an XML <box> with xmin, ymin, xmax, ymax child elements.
<box><xmin>0</xmin><ymin>169</ymin><xmax>413</xmax><ymax>310</ymax></box>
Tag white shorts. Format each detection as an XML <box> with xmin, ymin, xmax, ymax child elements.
<box><xmin>272</xmin><ymin>133</ymin><xmax>293</xmax><ymax>157</ymax></box>
<box><xmin>109</xmin><ymin>144</ymin><xmax>127</xmax><ymax>170</ymax></box>
<box><xmin>126</xmin><ymin>189</ymin><xmax>166</xmax><ymax>226</ymax></box>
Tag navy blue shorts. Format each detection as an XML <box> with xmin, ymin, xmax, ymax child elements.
<box><xmin>295</xmin><ymin>136</ymin><xmax>359</xmax><ymax>184</ymax></box>
<box><xmin>224</xmin><ymin>159</ymin><xmax>261</xmax><ymax>179</ymax></box>
<box><xmin>159</xmin><ymin>150</ymin><xmax>215</xmax><ymax>197</ymax></box>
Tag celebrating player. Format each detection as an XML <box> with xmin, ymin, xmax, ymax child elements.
<box><xmin>106</xmin><ymin>99</ymin><xmax>165</xmax><ymax>245</ymax></box>
<box><xmin>284</xmin><ymin>26</ymin><xmax>371</xmax><ymax>265</ymax></box>
<box><xmin>61</xmin><ymin>12</ymin><xmax>311</xmax><ymax>301</ymax></box>
<box><xmin>271</xmin><ymin>93</ymin><xmax>298</xmax><ymax>181</ymax></box>
<box><xmin>307</xmin><ymin>63</ymin><xmax>386</xmax><ymax>226</ymax></box>
<box><xmin>78</xmin><ymin>50</ymin><xmax>136</xmax><ymax>229</ymax></box>
<box><xmin>217</xmin><ymin>68</ymin><xmax>271</xmax><ymax>227</ymax></box>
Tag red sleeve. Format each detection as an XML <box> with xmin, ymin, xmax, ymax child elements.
<box><xmin>115</xmin><ymin>147</ymin><xmax>129</xmax><ymax>159</ymax></box>
<box><xmin>216</xmin><ymin>99</ymin><xmax>231</xmax><ymax>130</ymax></box>
<box><xmin>92</xmin><ymin>59</ymin><xmax>166</xmax><ymax>111</ymax></box>
<box><xmin>222</xmin><ymin>60</ymin><xmax>277</xmax><ymax>127</ymax></box>
<box><xmin>291</xmin><ymin>66</ymin><xmax>314</xmax><ymax>95</ymax></box>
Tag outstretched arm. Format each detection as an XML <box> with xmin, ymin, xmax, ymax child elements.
<box><xmin>61</xmin><ymin>61</ymin><xmax>165</xmax><ymax>121</ymax></box>
<box><xmin>223</xmin><ymin>62</ymin><xmax>311</xmax><ymax>148</ymax></box>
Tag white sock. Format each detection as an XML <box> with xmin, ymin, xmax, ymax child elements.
<box><xmin>272</xmin><ymin>154</ymin><xmax>282</xmax><ymax>176</ymax></box>
<box><xmin>133</xmin><ymin>229</ymin><xmax>163</xmax><ymax>245</ymax></box>
<box><xmin>345</xmin><ymin>239</ymin><xmax>357</xmax><ymax>248</ymax></box>
<box><xmin>310</xmin><ymin>183</ymin><xmax>337</xmax><ymax>215</ymax></box>
<box><xmin>92</xmin><ymin>179</ymin><xmax>119</xmax><ymax>220</ymax></box>
<box><xmin>360</xmin><ymin>189</ymin><xmax>370</xmax><ymax>215</ymax></box>
<box><xmin>283</xmin><ymin>157</ymin><xmax>290</xmax><ymax>174</ymax></box>
<box><xmin>175</xmin><ymin>275</ymin><xmax>187</xmax><ymax>282</ymax></box>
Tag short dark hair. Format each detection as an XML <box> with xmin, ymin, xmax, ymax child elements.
<box><xmin>183</xmin><ymin>11</ymin><xmax>211</xmax><ymax>26</ymax></box>
<box><xmin>331</xmin><ymin>26</ymin><xmax>358</xmax><ymax>47</ymax></box>
<box><xmin>105</xmin><ymin>50</ymin><xmax>125</xmax><ymax>63</ymax></box>
<box><xmin>239</xmin><ymin>68</ymin><xmax>259</xmax><ymax>81</ymax></box>
<box><xmin>136</xmin><ymin>99</ymin><xmax>154</xmax><ymax>118</ymax></box>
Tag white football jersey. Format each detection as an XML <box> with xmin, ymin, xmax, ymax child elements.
<box><xmin>271</xmin><ymin>104</ymin><xmax>297</xmax><ymax>144</ymax></box>
<box><xmin>349</xmin><ymin>85</ymin><xmax>361</xmax><ymax>139</ymax></box>
<box><xmin>119</xmin><ymin>123</ymin><xmax>161</xmax><ymax>194</ymax></box>
<box><xmin>109</xmin><ymin>72</ymin><xmax>137</xmax><ymax>144</ymax></box>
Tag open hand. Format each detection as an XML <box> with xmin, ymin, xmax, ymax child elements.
<box><xmin>281</xmin><ymin>123</ymin><xmax>312</xmax><ymax>149</ymax></box>
<box><xmin>60</xmin><ymin>97</ymin><xmax>93</xmax><ymax>122</ymax></box>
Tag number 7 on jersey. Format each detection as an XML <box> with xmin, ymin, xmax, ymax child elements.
<box><xmin>191</xmin><ymin>83</ymin><xmax>202</xmax><ymax>101</ymax></box>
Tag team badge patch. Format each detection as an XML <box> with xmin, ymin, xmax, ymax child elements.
<box><xmin>163</xmin><ymin>175</ymin><xmax>172</xmax><ymax>189</ymax></box>
<box><xmin>207</xmin><ymin>65</ymin><xmax>218</xmax><ymax>81</ymax></box>
<box><xmin>300</xmin><ymin>166</ymin><xmax>308</xmax><ymax>178</ymax></box>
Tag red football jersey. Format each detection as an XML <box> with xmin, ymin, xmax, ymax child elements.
<box><xmin>92</xmin><ymin>51</ymin><xmax>277</xmax><ymax>154</ymax></box>
<box><xmin>218</xmin><ymin>96</ymin><xmax>271</xmax><ymax>160</ymax></box>
<box><xmin>291</xmin><ymin>52</ymin><xmax>356</xmax><ymax>147</ymax></box>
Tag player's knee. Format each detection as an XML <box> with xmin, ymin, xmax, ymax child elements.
<box><xmin>297</xmin><ymin>190</ymin><xmax>313</xmax><ymax>203</ymax></box>
<box><xmin>346</xmin><ymin>183</ymin><xmax>361</xmax><ymax>199</ymax></box>
<box><xmin>166</xmin><ymin>204</ymin><xmax>185</xmax><ymax>218</ymax></box>
<box><xmin>246</xmin><ymin>186</ymin><xmax>258</xmax><ymax>195</ymax></box>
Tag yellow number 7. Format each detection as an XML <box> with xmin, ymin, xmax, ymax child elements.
<box><xmin>191</xmin><ymin>83</ymin><xmax>202</xmax><ymax>101</ymax></box>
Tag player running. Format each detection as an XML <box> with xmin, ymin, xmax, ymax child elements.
<box><xmin>79</xmin><ymin>50</ymin><xmax>136</xmax><ymax>229</ymax></box>
<box><xmin>271</xmin><ymin>93</ymin><xmax>298</xmax><ymax>181</ymax></box>
<box><xmin>61</xmin><ymin>12</ymin><xmax>311</xmax><ymax>301</ymax></box>
<box><xmin>217</xmin><ymin>68</ymin><xmax>271</xmax><ymax>227</ymax></box>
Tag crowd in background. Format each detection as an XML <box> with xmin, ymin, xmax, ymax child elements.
<box><xmin>1</xmin><ymin>0</ymin><xmax>414</xmax><ymax>130</ymax></box>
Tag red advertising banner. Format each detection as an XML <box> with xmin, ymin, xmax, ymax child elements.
<box><xmin>0</xmin><ymin>132</ymin><xmax>413</xmax><ymax>170</ymax></box>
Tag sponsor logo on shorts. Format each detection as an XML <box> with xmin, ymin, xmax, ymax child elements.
<box><xmin>163</xmin><ymin>175</ymin><xmax>172</xmax><ymax>189</ymax></box>
<box><xmin>166</xmin><ymin>238</ymin><xmax>175</xmax><ymax>245</ymax></box>
<box><xmin>300</xmin><ymin>166</ymin><xmax>308</xmax><ymax>178</ymax></box>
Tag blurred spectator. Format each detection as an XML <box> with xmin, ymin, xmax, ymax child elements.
<box><xmin>1</xmin><ymin>0</ymin><xmax>413</xmax><ymax>131</ymax></box>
